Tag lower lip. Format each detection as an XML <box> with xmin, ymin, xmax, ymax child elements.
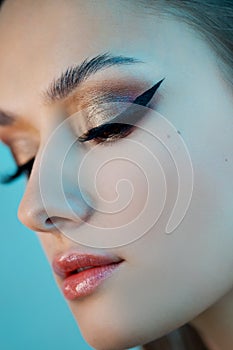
<box><xmin>62</xmin><ymin>262</ymin><xmax>123</xmax><ymax>300</ymax></box>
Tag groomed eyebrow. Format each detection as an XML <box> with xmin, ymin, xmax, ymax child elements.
<box><xmin>42</xmin><ymin>52</ymin><xmax>143</xmax><ymax>104</ymax></box>
<box><xmin>0</xmin><ymin>52</ymin><xmax>143</xmax><ymax>125</ymax></box>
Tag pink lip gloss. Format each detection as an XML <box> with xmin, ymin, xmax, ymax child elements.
<box><xmin>62</xmin><ymin>262</ymin><xmax>123</xmax><ymax>300</ymax></box>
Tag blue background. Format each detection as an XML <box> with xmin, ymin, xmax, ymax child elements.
<box><xmin>0</xmin><ymin>142</ymin><xmax>139</xmax><ymax>350</ymax></box>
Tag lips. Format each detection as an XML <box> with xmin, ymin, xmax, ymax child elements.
<box><xmin>52</xmin><ymin>251</ymin><xmax>124</xmax><ymax>299</ymax></box>
<box><xmin>52</xmin><ymin>251</ymin><xmax>124</xmax><ymax>279</ymax></box>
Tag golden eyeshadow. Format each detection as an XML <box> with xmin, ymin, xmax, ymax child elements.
<box><xmin>63</xmin><ymin>77</ymin><xmax>149</xmax><ymax>115</ymax></box>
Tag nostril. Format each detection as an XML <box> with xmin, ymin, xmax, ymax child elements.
<box><xmin>45</xmin><ymin>217</ymin><xmax>54</xmax><ymax>226</ymax></box>
<box><xmin>45</xmin><ymin>216</ymin><xmax>69</xmax><ymax>227</ymax></box>
<box><xmin>45</xmin><ymin>216</ymin><xmax>76</xmax><ymax>233</ymax></box>
<box><xmin>45</xmin><ymin>216</ymin><xmax>64</xmax><ymax>231</ymax></box>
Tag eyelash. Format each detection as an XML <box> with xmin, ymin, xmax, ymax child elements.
<box><xmin>0</xmin><ymin>122</ymin><xmax>133</xmax><ymax>184</ymax></box>
<box><xmin>0</xmin><ymin>157</ymin><xmax>35</xmax><ymax>184</ymax></box>
<box><xmin>1</xmin><ymin>78</ymin><xmax>165</xmax><ymax>184</ymax></box>
<box><xmin>77</xmin><ymin>122</ymin><xmax>135</xmax><ymax>145</ymax></box>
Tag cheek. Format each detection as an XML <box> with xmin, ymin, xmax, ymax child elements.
<box><xmin>93</xmin><ymin>155</ymin><xmax>162</xmax><ymax>229</ymax></box>
<box><xmin>95</xmin><ymin>157</ymin><xmax>148</xmax><ymax>226</ymax></box>
<box><xmin>77</xmin><ymin>115</ymin><xmax>173</xmax><ymax>248</ymax></box>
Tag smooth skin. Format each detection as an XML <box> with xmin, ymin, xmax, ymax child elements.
<box><xmin>0</xmin><ymin>1</ymin><xmax>232</xmax><ymax>349</ymax></box>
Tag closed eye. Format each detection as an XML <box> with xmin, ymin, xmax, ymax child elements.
<box><xmin>77</xmin><ymin>77</ymin><xmax>165</xmax><ymax>145</ymax></box>
<box><xmin>0</xmin><ymin>77</ymin><xmax>165</xmax><ymax>184</ymax></box>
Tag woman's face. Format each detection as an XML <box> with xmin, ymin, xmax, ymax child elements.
<box><xmin>0</xmin><ymin>1</ymin><xmax>233</xmax><ymax>349</ymax></box>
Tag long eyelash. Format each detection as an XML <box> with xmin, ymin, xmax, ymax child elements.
<box><xmin>77</xmin><ymin>78</ymin><xmax>165</xmax><ymax>144</ymax></box>
<box><xmin>0</xmin><ymin>157</ymin><xmax>35</xmax><ymax>184</ymax></box>
<box><xmin>77</xmin><ymin>122</ymin><xmax>134</xmax><ymax>143</ymax></box>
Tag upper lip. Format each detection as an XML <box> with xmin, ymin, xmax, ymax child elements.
<box><xmin>52</xmin><ymin>251</ymin><xmax>124</xmax><ymax>278</ymax></box>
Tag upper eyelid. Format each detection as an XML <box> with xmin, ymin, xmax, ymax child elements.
<box><xmin>2</xmin><ymin>98</ymin><xmax>127</xmax><ymax>164</ymax></box>
<box><xmin>63</xmin><ymin>73</ymin><xmax>163</xmax><ymax>112</ymax></box>
<box><xmin>93</xmin><ymin>78</ymin><xmax>165</xmax><ymax>125</ymax></box>
<box><xmin>5</xmin><ymin>78</ymin><xmax>165</xmax><ymax>164</ymax></box>
<box><xmin>77</xmin><ymin>78</ymin><xmax>165</xmax><ymax>143</ymax></box>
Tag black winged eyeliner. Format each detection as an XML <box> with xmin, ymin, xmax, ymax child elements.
<box><xmin>0</xmin><ymin>78</ymin><xmax>165</xmax><ymax>183</ymax></box>
<box><xmin>78</xmin><ymin>77</ymin><xmax>165</xmax><ymax>142</ymax></box>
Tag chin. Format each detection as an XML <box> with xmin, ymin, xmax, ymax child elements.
<box><xmin>65</xmin><ymin>295</ymin><xmax>175</xmax><ymax>350</ymax></box>
<box><xmin>75</xmin><ymin>318</ymin><xmax>145</xmax><ymax>350</ymax></box>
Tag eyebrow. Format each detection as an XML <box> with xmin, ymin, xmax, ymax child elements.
<box><xmin>42</xmin><ymin>52</ymin><xmax>143</xmax><ymax>103</ymax></box>
<box><xmin>0</xmin><ymin>52</ymin><xmax>143</xmax><ymax>126</ymax></box>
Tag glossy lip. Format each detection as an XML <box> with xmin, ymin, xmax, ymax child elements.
<box><xmin>52</xmin><ymin>251</ymin><xmax>124</xmax><ymax>300</ymax></box>
<box><xmin>62</xmin><ymin>262</ymin><xmax>124</xmax><ymax>300</ymax></box>
<box><xmin>52</xmin><ymin>251</ymin><xmax>124</xmax><ymax>279</ymax></box>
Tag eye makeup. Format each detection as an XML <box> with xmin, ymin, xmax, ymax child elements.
<box><xmin>77</xmin><ymin>77</ymin><xmax>165</xmax><ymax>143</ymax></box>
<box><xmin>0</xmin><ymin>77</ymin><xmax>165</xmax><ymax>184</ymax></box>
<box><xmin>74</xmin><ymin>91</ymin><xmax>137</xmax><ymax>130</ymax></box>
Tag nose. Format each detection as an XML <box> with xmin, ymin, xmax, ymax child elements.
<box><xmin>17</xmin><ymin>115</ymin><xmax>94</xmax><ymax>234</ymax></box>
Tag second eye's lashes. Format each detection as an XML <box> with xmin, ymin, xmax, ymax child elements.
<box><xmin>0</xmin><ymin>157</ymin><xmax>34</xmax><ymax>184</ymax></box>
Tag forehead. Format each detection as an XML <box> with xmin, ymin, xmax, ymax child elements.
<box><xmin>0</xmin><ymin>0</ymin><xmax>137</xmax><ymax>114</ymax></box>
<box><xmin>0</xmin><ymin>0</ymin><xmax>136</xmax><ymax>72</ymax></box>
<box><xmin>0</xmin><ymin>0</ymin><xmax>220</xmax><ymax>125</ymax></box>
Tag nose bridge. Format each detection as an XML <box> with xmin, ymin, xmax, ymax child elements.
<box><xmin>17</xmin><ymin>112</ymin><xmax>93</xmax><ymax>233</ymax></box>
